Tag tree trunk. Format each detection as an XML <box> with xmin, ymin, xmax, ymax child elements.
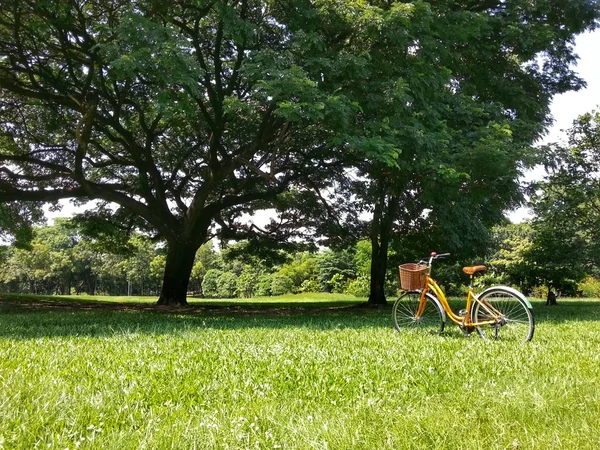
<box><xmin>369</xmin><ymin>242</ymin><xmax>388</xmax><ymax>305</ymax></box>
<box><xmin>546</xmin><ymin>288</ymin><xmax>557</xmax><ymax>306</ymax></box>
<box><xmin>368</xmin><ymin>190</ymin><xmax>398</xmax><ymax>306</ymax></box>
<box><xmin>157</xmin><ymin>240</ymin><xmax>199</xmax><ymax>306</ymax></box>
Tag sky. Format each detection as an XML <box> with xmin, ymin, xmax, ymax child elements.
<box><xmin>44</xmin><ymin>29</ymin><xmax>600</xmax><ymax>223</ymax></box>
<box><xmin>540</xmin><ymin>30</ymin><xmax>600</xmax><ymax>145</ymax></box>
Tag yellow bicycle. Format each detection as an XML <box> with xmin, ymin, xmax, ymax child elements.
<box><xmin>392</xmin><ymin>252</ymin><xmax>534</xmax><ymax>341</ymax></box>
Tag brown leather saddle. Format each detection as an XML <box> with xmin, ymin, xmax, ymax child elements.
<box><xmin>462</xmin><ymin>265</ymin><xmax>487</xmax><ymax>276</ymax></box>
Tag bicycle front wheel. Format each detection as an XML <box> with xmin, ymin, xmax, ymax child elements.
<box><xmin>471</xmin><ymin>287</ymin><xmax>534</xmax><ymax>342</ymax></box>
<box><xmin>392</xmin><ymin>291</ymin><xmax>445</xmax><ymax>335</ymax></box>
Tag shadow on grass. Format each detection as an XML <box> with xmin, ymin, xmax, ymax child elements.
<box><xmin>0</xmin><ymin>294</ymin><xmax>392</xmax><ymax>339</ymax></box>
<box><xmin>1</xmin><ymin>295</ymin><xmax>599</xmax><ymax>340</ymax></box>
<box><xmin>442</xmin><ymin>298</ymin><xmax>600</xmax><ymax>325</ymax></box>
<box><xmin>528</xmin><ymin>299</ymin><xmax>600</xmax><ymax>323</ymax></box>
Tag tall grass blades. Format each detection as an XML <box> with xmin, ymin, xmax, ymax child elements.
<box><xmin>0</xmin><ymin>294</ymin><xmax>599</xmax><ymax>449</ymax></box>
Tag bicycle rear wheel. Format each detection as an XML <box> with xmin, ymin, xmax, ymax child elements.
<box><xmin>471</xmin><ymin>287</ymin><xmax>534</xmax><ymax>342</ymax></box>
<box><xmin>392</xmin><ymin>291</ymin><xmax>445</xmax><ymax>334</ymax></box>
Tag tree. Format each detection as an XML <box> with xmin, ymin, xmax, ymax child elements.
<box><xmin>347</xmin><ymin>0</ymin><xmax>600</xmax><ymax>305</ymax></box>
<box><xmin>201</xmin><ymin>269</ymin><xmax>223</xmax><ymax>298</ymax></box>
<box><xmin>0</xmin><ymin>0</ymin><xmax>393</xmax><ymax>305</ymax></box>
<box><xmin>119</xmin><ymin>234</ymin><xmax>158</xmax><ymax>295</ymax></box>
<box><xmin>276</xmin><ymin>251</ymin><xmax>318</xmax><ymax>291</ymax></box>
<box><xmin>486</xmin><ymin>223</ymin><xmax>536</xmax><ymax>289</ymax></box>
<box><xmin>316</xmin><ymin>249</ymin><xmax>357</xmax><ymax>292</ymax></box>
<box><xmin>527</xmin><ymin>110</ymin><xmax>600</xmax><ymax>300</ymax></box>
<box><xmin>0</xmin><ymin>202</ymin><xmax>44</xmax><ymax>249</ymax></box>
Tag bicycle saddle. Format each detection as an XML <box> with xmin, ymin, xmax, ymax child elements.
<box><xmin>463</xmin><ymin>265</ymin><xmax>487</xmax><ymax>275</ymax></box>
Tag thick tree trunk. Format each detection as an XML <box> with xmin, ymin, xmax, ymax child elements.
<box><xmin>157</xmin><ymin>240</ymin><xmax>199</xmax><ymax>306</ymax></box>
<box><xmin>369</xmin><ymin>242</ymin><xmax>388</xmax><ymax>305</ymax></box>
<box><xmin>368</xmin><ymin>190</ymin><xmax>398</xmax><ymax>306</ymax></box>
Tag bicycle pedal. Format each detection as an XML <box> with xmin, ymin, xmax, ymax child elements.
<box><xmin>458</xmin><ymin>309</ymin><xmax>468</xmax><ymax>317</ymax></box>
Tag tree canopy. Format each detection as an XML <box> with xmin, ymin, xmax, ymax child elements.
<box><xmin>1</xmin><ymin>0</ymin><xmax>598</xmax><ymax>305</ymax></box>
<box><xmin>520</xmin><ymin>110</ymin><xmax>600</xmax><ymax>297</ymax></box>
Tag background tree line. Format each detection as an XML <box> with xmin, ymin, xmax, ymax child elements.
<box><xmin>0</xmin><ymin>218</ymin><xmax>375</xmax><ymax>298</ymax></box>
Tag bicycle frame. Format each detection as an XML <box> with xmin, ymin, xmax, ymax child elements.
<box><xmin>419</xmin><ymin>274</ymin><xmax>503</xmax><ymax>329</ymax></box>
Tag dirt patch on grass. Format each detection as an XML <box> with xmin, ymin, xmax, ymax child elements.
<box><xmin>0</xmin><ymin>297</ymin><xmax>373</xmax><ymax>316</ymax></box>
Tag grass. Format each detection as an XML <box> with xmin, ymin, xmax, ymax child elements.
<box><xmin>0</xmin><ymin>293</ymin><xmax>599</xmax><ymax>449</ymax></box>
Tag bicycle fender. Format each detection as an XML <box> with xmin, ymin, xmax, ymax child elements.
<box><xmin>478</xmin><ymin>286</ymin><xmax>533</xmax><ymax>309</ymax></box>
<box><xmin>422</xmin><ymin>291</ymin><xmax>448</xmax><ymax>323</ymax></box>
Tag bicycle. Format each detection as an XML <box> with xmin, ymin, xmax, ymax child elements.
<box><xmin>392</xmin><ymin>252</ymin><xmax>534</xmax><ymax>341</ymax></box>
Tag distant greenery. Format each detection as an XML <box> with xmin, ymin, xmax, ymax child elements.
<box><xmin>1</xmin><ymin>294</ymin><xmax>600</xmax><ymax>449</ymax></box>
<box><xmin>3</xmin><ymin>214</ymin><xmax>600</xmax><ymax>302</ymax></box>
<box><xmin>0</xmin><ymin>223</ymin><xmax>384</xmax><ymax>299</ymax></box>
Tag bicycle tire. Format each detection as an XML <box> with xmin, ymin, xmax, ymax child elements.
<box><xmin>470</xmin><ymin>286</ymin><xmax>534</xmax><ymax>342</ymax></box>
<box><xmin>392</xmin><ymin>291</ymin><xmax>445</xmax><ymax>334</ymax></box>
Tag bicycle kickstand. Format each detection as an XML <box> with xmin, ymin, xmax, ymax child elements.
<box><xmin>494</xmin><ymin>322</ymin><xmax>501</xmax><ymax>340</ymax></box>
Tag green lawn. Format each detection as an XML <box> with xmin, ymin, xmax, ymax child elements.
<box><xmin>1</xmin><ymin>294</ymin><xmax>599</xmax><ymax>449</ymax></box>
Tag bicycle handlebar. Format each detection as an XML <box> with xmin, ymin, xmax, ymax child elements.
<box><xmin>419</xmin><ymin>252</ymin><xmax>451</xmax><ymax>266</ymax></box>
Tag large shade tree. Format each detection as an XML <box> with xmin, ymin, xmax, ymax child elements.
<box><xmin>1</xmin><ymin>0</ymin><xmax>598</xmax><ymax>306</ymax></box>
<box><xmin>347</xmin><ymin>0</ymin><xmax>599</xmax><ymax>304</ymax></box>
<box><xmin>0</xmin><ymin>0</ymin><xmax>405</xmax><ymax>305</ymax></box>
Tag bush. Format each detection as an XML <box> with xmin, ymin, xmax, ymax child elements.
<box><xmin>236</xmin><ymin>269</ymin><xmax>256</xmax><ymax>298</ymax></box>
<box><xmin>344</xmin><ymin>276</ymin><xmax>370</xmax><ymax>297</ymax></box>
<box><xmin>201</xmin><ymin>269</ymin><xmax>223</xmax><ymax>298</ymax></box>
<box><xmin>329</xmin><ymin>273</ymin><xmax>348</xmax><ymax>294</ymax></box>
<box><xmin>270</xmin><ymin>274</ymin><xmax>294</xmax><ymax>296</ymax></box>
<box><xmin>253</xmin><ymin>274</ymin><xmax>273</xmax><ymax>297</ymax></box>
<box><xmin>299</xmin><ymin>279</ymin><xmax>321</xmax><ymax>293</ymax></box>
<box><xmin>216</xmin><ymin>271</ymin><xmax>238</xmax><ymax>298</ymax></box>
<box><xmin>579</xmin><ymin>277</ymin><xmax>600</xmax><ymax>298</ymax></box>
<box><xmin>277</xmin><ymin>252</ymin><xmax>318</xmax><ymax>290</ymax></box>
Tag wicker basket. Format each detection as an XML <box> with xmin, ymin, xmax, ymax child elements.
<box><xmin>399</xmin><ymin>263</ymin><xmax>429</xmax><ymax>290</ymax></box>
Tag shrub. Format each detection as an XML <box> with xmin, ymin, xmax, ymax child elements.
<box><xmin>201</xmin><ymin>269</ymin><xmax>223</xmax><ymax>298</ymax></box>
<box><xmin>579</xmin><ymin>277</ymin><xmax>600</xmax><ymax>298</ymax></box>
<box><xmin>344</xmin><ymin>276</ymin><xmax>370</xmax><ymax>297</ymax></box>
<box><xmin>236</xmin><ymin>269</ymin><xmax>256</xmax><ymax>298</ymax></box>
<box><xmin>216</xmin><ymin>271</ymin><xmax>238</xmax><ymax>298</ymax></box>
<box><xmin>277</xmin><ymin>252</ymin><xmax>319</xmax><ymax>290</ymax></box>
<box><xmin>253</xmin><ymin>274</ymin><xmax>273</xmax><ymax>297</ymax></box>
<box><xmin>270</xmin><ymin>274</ymin><xmax>294</xmax><ymax>296</ymax></box>
<box><xmin>329</xmin><ymin>273</ymin><xmax>348</xmax><ymax>294</ymax></box>
<box><xmin>299</xmin><ymin>279</ymin><xmax>321</xmax><ymax>293</ymax></box>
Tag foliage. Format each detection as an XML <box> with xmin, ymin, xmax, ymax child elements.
<box><xmin>487</xmin><ymin>223</ymin><xmax>536</xmax><ymax>289</ymax></box>
<box><xmin>579</xmin><ymin>277</ymin><xmax>600</xmax><ymax>298</ymax></box>
<box><xmin>236</xmin><ymin>267</ymin><xmax>257</xmax><ymax>298</ymax></box>
<box><xmin>316</xmin><ymin>0</ymin><xmax>600</xmax><ymax>305</ymax></box>
<box><xmin>317</xmin><ymin>249</ymin><xmax>357</xmax><ymax>292</ymax></box>
<box><xmin>276</xmin><ymin>252</ymin><xmax>319</xmax><ymax>291</ymax></box>
<box><xmin>328</xmin><ymin>273</ymin><xmax>349</xmax><ymax>294</ymax></box>
<box><xmin>344</xmin><ymin>276</ymin><xmax>370</xmax><ymax>298</ymax></box>
<box><xmin>1</xmin><ymin>0</ymin><xmax>438</xmax><ymax>304</ymax></box>
<box><xmin>0</xmin><ymin>202</ymin><xmax>45</xmax><ymax>249</ymax></box>
<box><xmin>270</xmin><ymin>274</ymin><xmax>294</xmax><ymax>296</ymax></box>
<box><xmin>298</xmin><ymin>279</ymin><xmax>321</xmax><ymax>294</ymax></box>
<box><xmin>253</xmin><ymin>274</ymin><xmax>273</xmax><ymax>297</ymax></box>
<box><xmin>216</xmin><ymin>272</ymin><xmax>238</xmax><ymax>299</ymax></box>
<box><xmin>201</xmin><ymin>269</ymin><xmax>223</xmax><ymax>298</ymax></box>
<box><xmin>485</xmin><ymin>222</ymin><xmax>585</xmax><ymax>297</ymax></box>
<box><xmin>526</xmin><ymin>111</ymin><xmax>600</xmax><ymax>295</ymax></box>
